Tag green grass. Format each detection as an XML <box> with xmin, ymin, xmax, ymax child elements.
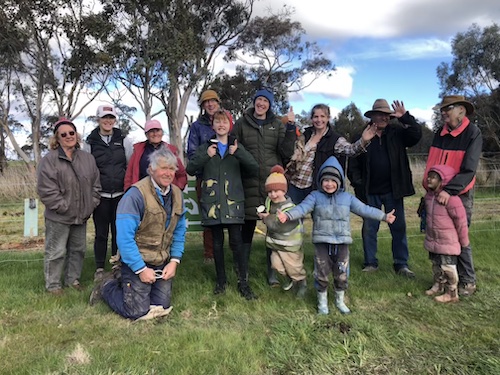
<box><xmin>1</xmin><ymin>215</ymin><xmax>500</xmax><ymax>374</ymax></box>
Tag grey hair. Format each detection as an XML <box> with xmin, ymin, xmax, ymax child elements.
<box><xmin>148</xmin><ymin>145</ymin><xmax>178</xmax><ymax>172</ymax></box>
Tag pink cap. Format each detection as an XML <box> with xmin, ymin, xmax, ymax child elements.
<box><xmin>144</xmin><ymin>119</ymin><xmax>162</xmax><ymax>133</ymax></box>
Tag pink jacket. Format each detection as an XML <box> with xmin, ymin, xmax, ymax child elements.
<box><xmin>424</xmin><ymin>165</ymin><xmax>469</xmax><ymax>255</ymax></box>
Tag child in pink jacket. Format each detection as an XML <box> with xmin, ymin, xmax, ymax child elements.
<box><xmin>424</xmin><ymin>165</ymin><xmax>469</xmax><ymax>303</ymax></box>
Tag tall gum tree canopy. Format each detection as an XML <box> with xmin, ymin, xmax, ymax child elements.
<box><xmin>437</xmin><ymin>22</ymin><xmax>500</xmax><ymax>152</ymax></box>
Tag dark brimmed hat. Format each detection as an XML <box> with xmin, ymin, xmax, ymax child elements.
<box><xmin>434</xmin><ymin>95</ymin><xmax>474</xmax><ymax>116</ymax></box>
<box><xmin>364</xmin><ymin>99</ymin><xmax>395</xmax><ymax>118</ymax></box>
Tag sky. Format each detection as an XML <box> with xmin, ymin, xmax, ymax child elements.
<box><xmin>6</xmin><ymin>0</ymin><xmax>500</xmax><ymax>151</ymax></box>
<box><xmin>245</xmin><ymin>0</ymin><xmax>499</xmax><ymax>126</ymax></box>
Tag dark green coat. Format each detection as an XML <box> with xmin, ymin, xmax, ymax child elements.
<box><xmin>186</xmin><ymin>135</ymin><xmax>258</xmax><ymax>226</ymax></box>
<box><xmin>232</xmin><ymin>108</ymin><xmax>296</xmax><ymax>219</ymax></box>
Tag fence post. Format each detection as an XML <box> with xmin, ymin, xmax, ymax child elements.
<box><xmin>24</xmin><ymin>198</ymin><xmax>38</xmax><ymax>237</ymax></box>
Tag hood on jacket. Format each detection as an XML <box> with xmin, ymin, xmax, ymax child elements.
<box><xmin>428</xmin><ymin>164</ymin><xmax>457</xmax><ymax>192</ymax></box>
<box><xmin>317</xmin><ymin>156</ymin><xmax>345</xmax><ymax>194</ymax></box>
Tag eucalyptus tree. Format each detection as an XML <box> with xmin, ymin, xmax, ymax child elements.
<box><xmin>210</xmin><ymin>6</ymin><xmax>335</xmax><ymax>118</ymax></box>
<box><xmin>0</xmin><ymin>0</ymin><xmax>110</xmax><ymax>165</ymax></box>
<box><xmin>437</xmin><ymin>22</ymin><xmax>500</xmax><ymax>152</ymax></box>
<box><xmin>101</xmin><ymin>0</ymin><xmax>255</xmax><ymax>155</ymax></box>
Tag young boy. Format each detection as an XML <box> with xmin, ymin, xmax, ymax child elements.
<box><xmin>278</xmin><ymin>156</ymin><xmax>395</xmax><ymax>315</ymax></box>
<box><xmin>186</xmin><ymin>110</ymin><xmax>259</xmax><ymax>300</ymax></box>
<box><xmin>257</xmin><ymin>165</ymin><xmax>307</xmax><ymax>298</ymax></box>
<box><xmin>424</xmin><ymin>165</ymin><xmax>469</xmax><ymax>303</ymax></box>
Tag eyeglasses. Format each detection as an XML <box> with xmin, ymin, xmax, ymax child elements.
<box><xmin>60</xmin><ymin>131</ymin><xmax>75</xmax><ymax>138</ymax></box>
<box><xmin>441</xmin><ymin>105</ymin><xmax>457</xmax><ymax>113</ymax></box>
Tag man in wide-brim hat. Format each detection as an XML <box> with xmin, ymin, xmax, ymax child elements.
<box><xmin>348</xmin><ymin>98</ymin><xmax>423</xmax><ymax>278</ymax></box>
<box><xmin>423</xmin><ymin>95</ymin><xmax>482</xmax><ymax>297</ymax></box>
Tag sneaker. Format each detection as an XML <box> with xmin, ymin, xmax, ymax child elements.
<box><xmin>458</xmin><ymin>283</ymin><xmax>476</xmax><ymax>297</ymax></box>
<box><xmin>135</xmin><ymin>305</ymin><xmax>173</xmax><ymax>321</ymax></box>
<box><xmin>396</xmin><ymin>267</ymin><xmax>415</xmax><ymax>279</ymax></box>
<box><xmin>94</xmin><ymin>268</ymin><xmax>105</xmax><ymax>282</ymax></box>
<box><xmin>213</xmin><ymin>282</ymin><xmax>227</xmax><ymax>295</ymax></box>
<box><xmin>362</xmin><ymin>265</ymin><xmax>379</xmax><ymax>272</ymax></box>
<box><xmin>89</xmin><ymin>272</ymin><xmax>114</xmax><ymax>306</ymax></box>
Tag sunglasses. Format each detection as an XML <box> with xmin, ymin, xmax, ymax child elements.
<box><xmin>441</xmin><ymin>105</ymin><xmax>457</xmax><ymax>112</ymax></box>
<box><xmin>60</xmin><ymin>131</ymin><xmax>75</xmax><ymax>138</ymax></box>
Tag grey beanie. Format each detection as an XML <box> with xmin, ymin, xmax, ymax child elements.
<box><xmin>320</xmin><ymin>166</ymin><xmax>342</xmax><ymax>188</ymax></box>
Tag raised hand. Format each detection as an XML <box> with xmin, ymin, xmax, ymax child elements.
<box><xmin>361</xmin><ymin>123</ymin><xmax>377</xmax><ymax>142</ymax></box>
<box><xmin>207</xmin><ymin>144</ymin><xmax>217</xmax><ymax>157</ymax></box>
<box><xmin>277</xmin><ymin>209</ymin><xmax>288</xmax><ymax>223</ymax></box>
<box><xmin>287</xmin><ymin>106</ymin><xmax>295</xmax><ymax>124</ymax></box>
<box><xmin>391</xmin><ymin>100</ymin><xmax>406</xmax><ymax>118</ymax></box>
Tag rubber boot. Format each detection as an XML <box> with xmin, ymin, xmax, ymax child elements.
<box><xmin>426</xmin><ymin>263</ymin><xmax>445</xmax><ymax>296</ymax></box>
<box><xmin>335</xmin><ymin>290</ymin><xmax>351</xmax><ymax>314</ymax></box>
<box><xmin>266</xmin><ymin>247</ymin><xmax>280</xmax><ymax>287</ymax></box>
<box><xmin>238</xmin><ymin>244</ymin><xmax>257</xmax><ymax>300</ymax></box>
<box><xmin>296</xmin><ymin>279</ymin><xmax>307</xmax><ymax>299</ymax></box>
<box><xmin>435</xmin><ymin>265</ymin><xmax>459</xmax><ymax>303</ymax></box>
<box><xmin>317</xmin><ymin>291</ymin><xmax>329</xmax><ymax>315</ymax></box>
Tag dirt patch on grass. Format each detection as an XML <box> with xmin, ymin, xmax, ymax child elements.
<box><xmin>0</xmin><ymin>237</ymin><xmax>44</xmax><ymax>252</ymax></box>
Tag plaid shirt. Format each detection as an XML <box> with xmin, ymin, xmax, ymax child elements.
<box><xmin>289</xmin><ymin>136</ymin><xmax>367</xmax><ymax>189</ymax></box>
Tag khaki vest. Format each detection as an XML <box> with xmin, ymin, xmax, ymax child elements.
<box><xmin>134</xmin><ymin>177</ymin><xmax>184</xmax><ymax>266</ymax></box>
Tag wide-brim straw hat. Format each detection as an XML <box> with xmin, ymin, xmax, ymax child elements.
<box><xmin>364</xmin><ymin>99</ymin><xmax>395</xmax><ymax>118</ymax></box>
<box><xmin>433</xmin><ymin>95</ymin><xmax>474</xmax><ymax>116</ymax></box>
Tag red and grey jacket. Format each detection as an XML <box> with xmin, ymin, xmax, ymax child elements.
<box><xmin>423</xmin><ymin>117</ymin><xmax>482</xmax><ymax>196</ymax></box>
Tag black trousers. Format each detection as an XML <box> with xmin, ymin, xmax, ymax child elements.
<box><xmin>93</xmin><ymin>196</ymin><xmax>121</xmax><ymax>269</ymax></box>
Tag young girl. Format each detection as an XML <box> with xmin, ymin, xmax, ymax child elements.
<box><xmin>424</xmin><ymin>165</ymin><xmax>469</xmax><ymax>303</ymax></box>
<box><xmin>186</xmin><ymin>110</ymin><xmax>259</xmax><ymax>300</ymax></box>
<box><xmin>278</xmin><ymin>156</ymin><xmax>395</xmax><ymax>314</ymax></box>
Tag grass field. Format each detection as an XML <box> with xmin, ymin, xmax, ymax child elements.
<box><xmin>1</xmin><ymin>192</ymin><xmax>499</xmax><ymax>374</ymax></box>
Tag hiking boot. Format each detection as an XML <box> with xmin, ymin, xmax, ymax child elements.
<box><xmin>396</xmin><ymin>267</ymin><xmax>415</xmax><ymax>279</ymax></box>
<box><xmin>458</xmin><ymin>283</ymin><xmax>476</xmax><ymax>297</ymax></box>
<box><xmin>47</xmin><ymin>288</ymin><xmax>64</xmax><ymax>296</ymax></box>
<box><xmin>425</xmin><ymin>283</ymin><xmax>444</xmax><ymax>296</ymax></box>
<box><xmin>94</xmin><ymin>268</ymin><xmax>105</xmax><ymax>282</ymax></box>
<box><xmin>71</xmin><ymin>280</ymin><xmax>84</xmax><ymax>291</ymax></box>
<box><xmin>89</xmin><ymin>272</ymin><xmax>114</xmax><ymax>306</ymax></box>
<box><xmin>213</xmin><ymin>282</ymin><xmax>227</xmax><ymax>295</ymax></box>
<box><xmin>238</xmin><ymin>283</ymin><xmax>258</xmax><ymax>300</ymax></box>
<box><xmin>282</xmin><ymin>277</ymin><xmax>294</xmax><ymax>291</ymax></box>
<box><xmin>203</xmin><ymin>257</ymin><xmax>215</xmax><ymax>265</ymax></box>
<box><xmin>362</xmin><ymin>265</ymin><xmax>378</xmax><ymax>272</ymax></box>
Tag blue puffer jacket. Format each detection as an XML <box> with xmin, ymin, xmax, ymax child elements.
<box><xmin>285</xmin><ymin>156</ymin><xmax>387</xmax><ymax>245</ymax></box>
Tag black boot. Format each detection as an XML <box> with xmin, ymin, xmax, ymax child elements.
<box><xmin>238</xmin><ymin>243</ymin><xmax>257</xmax><ymax>300</ymax></box>
<box><xmin>266</xmin><ymin>247</ymin><xmax>280</xmax><ymax>287</ymax></box>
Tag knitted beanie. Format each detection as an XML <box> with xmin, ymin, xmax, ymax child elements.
<box><xmin>265</xmin><ymin>165</ymin><xmax>288</xmax><ymax>193</ymax></box>
<box><xmin>320</xmin><ymin>166</ymin><xmax>342</xmax><ymax>188</ymax></box>
<box><xmin>254</xmin><ymin>88</ymin><xmax>274</xmax><ymax>108</ymax></box>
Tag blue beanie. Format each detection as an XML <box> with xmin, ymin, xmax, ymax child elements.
<box><xmin>254</xmin><ymin>89</ymin><xmax>274</xmax><ymax>108</ymax></box>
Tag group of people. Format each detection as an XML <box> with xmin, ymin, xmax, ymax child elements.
<box><xmin>36</xmin><ymin>87</ymin><xmax>482</xmax><ymax>320</ymax></box>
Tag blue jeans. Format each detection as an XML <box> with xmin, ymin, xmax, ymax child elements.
<box><xmin>288</xmin><ymin>184</ymin><xmax>312</xmax><ymax>205</ymax></box>
<box><xmin>362</xmin><ymin>192</ymin><xmax>409</xmax><ymax>271</ymax></box>
<box><xmin>102</xmin><ymin>263</ymin><xmax>173</xmax><ymax>320</ymax></box>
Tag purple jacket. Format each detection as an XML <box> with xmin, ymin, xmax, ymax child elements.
<box><xmin>424</xmin><ymin>165</ymin><xmax>469</xmax><ymax>255</ymax></box>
